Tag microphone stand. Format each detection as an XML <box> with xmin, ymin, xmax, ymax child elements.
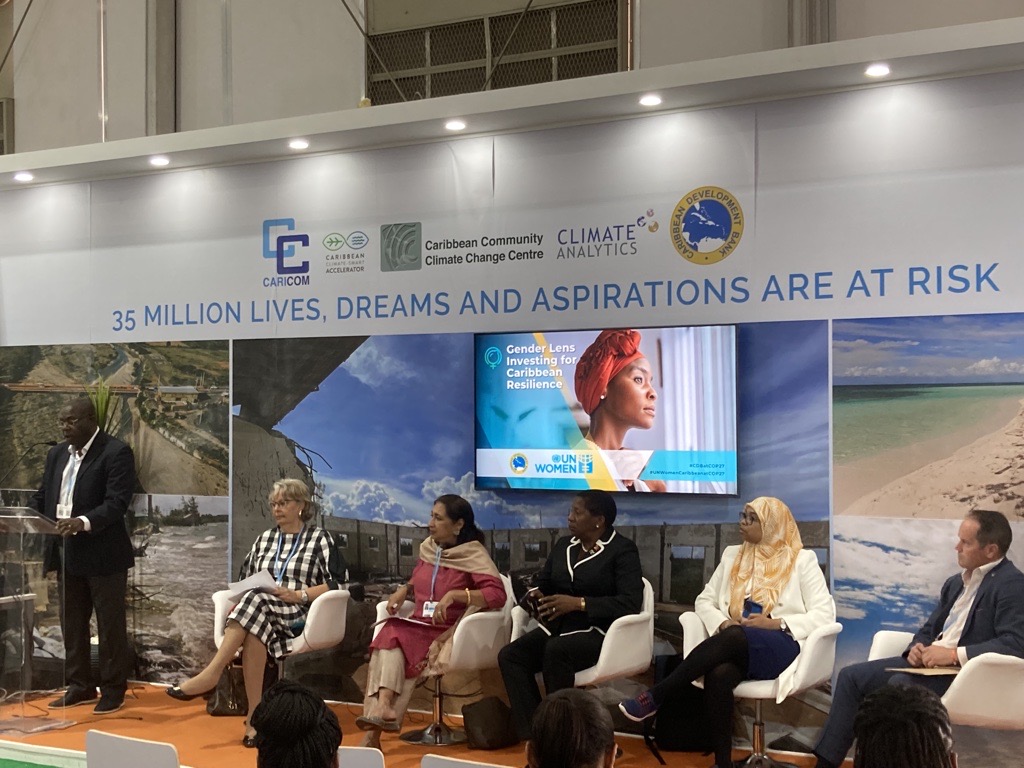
<box><xmin>0</xmin><ymin>441</ymin><xmax>57</xmax><ymax>488</ymax></box>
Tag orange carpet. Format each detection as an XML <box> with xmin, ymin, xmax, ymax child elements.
<box><xmin>0</xmin><ymin>684</ymin><xmax>818</xmax><ymax>768</ymax></box>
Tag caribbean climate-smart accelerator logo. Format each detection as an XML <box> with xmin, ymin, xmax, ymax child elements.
<box><xmin>669</xmin><ymin>187</ymin><xmax>744</xmax><ymax>265</ymax></box>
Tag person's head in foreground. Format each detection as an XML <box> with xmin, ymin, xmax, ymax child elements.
<box><xmin>527</xmin><ymin>688</ymin><xmax>616</xmax><ymax>768</ymax></box>
<box><xmin>853</xmin><ymin>684</ymin><xmax>956</xmax><ymax>768</ymax></box>
<box><xmin>252</xmin><ymin>679</ymin><xmax>342</xmax><ymax>768</ymax></box>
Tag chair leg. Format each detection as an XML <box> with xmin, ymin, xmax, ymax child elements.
<box><xmin>399</xmin><ymin>675</ymin><xmax>467</xmax><ymax>746</ymax></box>
<box><xmin>735</xmin><ymin>700</ymin><xmax>799</xmax><ymax>768</ymax></box>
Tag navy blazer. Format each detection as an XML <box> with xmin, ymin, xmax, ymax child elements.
<box><xmin>31</xmin><ymin>431</ymin><xmax>137</xmax><ymax>577</ymax></box>
<box><xmin>910</xmin><ymin>558</ymin><xmax>1024</xmax><ymax>661</ymax></box>
<box><xmin>534</xmin><ymin>530</ymin><xmax>644</xmax><ymax>636</ymax></box>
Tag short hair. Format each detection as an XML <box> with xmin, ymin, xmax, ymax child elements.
<box><xmin>270</xmin><ymin>478</ymin><xmax>314</xmax><ymax>521</ymax></box>
<box><xmin>528</xmin><ymin>688</ymin><xmax>614</xmax><ymax>768</ymax></box>
<box><xmin>434</xmin><ymin>494</ymin><xmax>485</xmax><ymax>544</ymax></box>
<box><xmin>575</xmin><ymin>489</ymin><xmax>617</xmax><ymax>529</ymax></box>
<box><xmin>853</xmin><ymin>685</ymin><xmax>954</xmax><ymax>768</ymax></box>
<box><xmin>65</xmin><ymin>397</ymin><xmax>97</xmax><ymax>421</ymax></box>
<box><xmin>968</xmin><ymin>509</ymin><xmax>1012</xmax><ymax>555</ymax></box>
<box><xmin>251</xmin><ymin>680</ymin><xmax>341</xmax><ymax>768</ymax></box>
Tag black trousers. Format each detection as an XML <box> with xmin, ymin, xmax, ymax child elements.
<box><xmin>59</xmin><ymin>570</ymin><xmax>131</xmax><ymax>700</ymax></box>
<box><xmin>498</xmin><ymin>627</ymin><xmax>605</xmax><ymax>740</ymax></box>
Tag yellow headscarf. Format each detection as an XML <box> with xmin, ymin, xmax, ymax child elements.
<box><xmin>728</xmin><ymin>496</ymin><xmax>803</xmax><ymax>620</ymax></box>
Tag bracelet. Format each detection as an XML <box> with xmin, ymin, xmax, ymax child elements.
<box><xmin>465</xmin><ymin>588</ymin><xmax>472</xmax><ymax>605</ymax></box>
<box><xmin>580</xmin><ymin>596</ymin><xmax>586</xmax><ymax>611</ymax></box>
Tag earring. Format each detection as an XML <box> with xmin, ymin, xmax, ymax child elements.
<box><xmin>600</xmin><ymin>394</ymin><xmax>606</xmax><ymax>400</ymax></box>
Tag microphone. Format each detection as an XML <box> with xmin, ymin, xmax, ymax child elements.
<box><xmin>0</xmin><ymin>441</ymin><xmax>58</xmax><ymax>488</ymax></box>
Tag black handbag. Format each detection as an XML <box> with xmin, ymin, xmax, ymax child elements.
<box><xmin>462</xmin><ymin>696</ymin><xmax>520</xmax><ymax>749</ymax></box>
<box><xmin>642</xmin><ymin>654</ymin><xmax>714</xmax><ymax>764</ymax></box>
<box><xmin>205</xmin><ymin>657</ymin><xmax>280</xmax><ymax>717</ymax></box>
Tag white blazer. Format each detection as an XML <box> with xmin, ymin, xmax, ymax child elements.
<box><xmin>694</xmin><ymin>546</ymin><xmax>836</xmax><ymax>700</ymax></box>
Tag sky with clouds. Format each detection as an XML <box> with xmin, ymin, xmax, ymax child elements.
<box><xmin>833</xmin><ymin>313</ymin><xmax>1024</xmax><ymax>385</ymax></box>
<box><xmin>270</xmin><ymin>321</ymin><xmax>830</xmax><ymax>529</ymax></box>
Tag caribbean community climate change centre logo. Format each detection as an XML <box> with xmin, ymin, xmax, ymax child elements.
<box><xmin>669</xmin><ymin>186</ymin><xmax>744</xmax><ymax>265</ymax></box>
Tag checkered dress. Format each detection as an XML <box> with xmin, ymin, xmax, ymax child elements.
<box><xmin>228</xmin><ymin>525</ymin><xmax>336</xmax><ymax>659</ymax></box>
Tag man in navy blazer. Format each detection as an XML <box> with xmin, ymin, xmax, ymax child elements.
<box><xmin>814</xmin><ymin>509</ymin><xmax>1024</xmax><ymax>768</ymax></box>
<box><xmin>31</xmin><ymin>397</ymin><xmax>137</xmax><ymax>715</ymax></box>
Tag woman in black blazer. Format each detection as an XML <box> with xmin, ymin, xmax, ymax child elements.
<box><xmin>498</xmin><ymin>489</ymin><xmax>644</xmax><ymax>741</ymax></box>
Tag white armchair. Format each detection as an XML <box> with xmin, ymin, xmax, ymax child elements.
<box><xmin>681</xmin><ymin>610</ymin><xmax>842</xmax><ymax>768</ymax></box>
<box><xmin>868</xmin><ymin>629</ymin><xmax>1024</xmax><ymax>729</ymax></box>
<box><xmin>212</xmin><ymin>587</ymin><xmax>350</xmax><ymax>673</ymax></box>
<box><xmin>372</xmin><ymin>573</ymin><xmax>515</xmax><ymax>746</ymax></box>
<box><xmin>510</xmin><ymin>577</ymin><xmax>655</xmax><ymax>686</ymax></box>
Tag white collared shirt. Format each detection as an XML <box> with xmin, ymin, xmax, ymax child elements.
<box><xmin>56</xmin><ymin>427</ymin><xmax>99</xmax><ymax>531</ymax></box>
<box><xmin>932</xmin><ymin>557</ymin><xmax>1003</xmax><ymax>665</ymax></box>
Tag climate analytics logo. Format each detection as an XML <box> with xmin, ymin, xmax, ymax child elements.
<box><xmin>262</xmin><ymin>218</ymin><xmax>312</xmax><ymax>287</ymax></box>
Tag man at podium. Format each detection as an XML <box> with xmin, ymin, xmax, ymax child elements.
<box><xmin>29</xmin><ymin>397</ymin><xmax>136</xmax><ymax>715</ymax></box>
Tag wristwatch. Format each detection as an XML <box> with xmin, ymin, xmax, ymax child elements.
<box><xmin>779</xmin><ymin>618</ymin><xmax>791</xmax><ymax>635</ymax></box>
<box><xmin>301</xmin><ymin>589</ymin><xmax>309</xmax><ymax>604</ymax></box>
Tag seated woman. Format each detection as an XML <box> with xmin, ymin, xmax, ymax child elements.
<box><xmin>527</xmin><ymin>688</ymin><xmax>617</xmax><ymax>768</ymax></box>
<box><xmin>251</xmin><ymin>679</ymin><xmax>342</xmax><ymax>768</ymax></box>
<box><xmin>358</xmin><ymin>494</ymin><xmax>506</xmax><ymax>747</ymax></box>
<box><xmin>498</xmin><ymin>489</ymin><xmax>644</xmax><ymax>741</ymax></box>
<box><xmin>574</xmin><ymin>329</ymin><xmax>666</xmax><ymax>492</ymax></box>
<box><xmin>167</xmin><ymin>478</ymin><xmax>344</xmax><ymax>748</ymax></box>
<box><xmin>618</xmin><ymin>496</ymin><xmax>835</xmax><ymax>768</ymax></box>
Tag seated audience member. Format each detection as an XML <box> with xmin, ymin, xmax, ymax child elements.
<box><xmin>853</xmin><ymin>684</ymin><xmax>956</xmax><ymax>768</ymax></box>
<box><xmin>814</xmin><ymin>509</ymin><xmax>1024</xmax><ymax>768</ymax></box>
<box><xmin>527</xmin><ymin>688</ymin><xmax>616</xmax><ymax>768</ymax></box>
<box><xmin>251</xmin><ymin>679</ymin><xmax>342</xmax><ymax>768</ymax></box>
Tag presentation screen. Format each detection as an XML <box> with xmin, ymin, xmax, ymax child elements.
<box><xmin>475</xmin><ymin>325</ymin><xmax>738</xmax><ymax>495</ymax></box>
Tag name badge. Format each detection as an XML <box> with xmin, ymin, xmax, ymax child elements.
<box><xmin>422</xmin><ymin>601</ymin><xmax>438</xmax><ymax>618</ymax></box>
<box><xmin>56</xmin><ymin>503</ymin><xmax>73</xmax><ymax>520</ymax></box>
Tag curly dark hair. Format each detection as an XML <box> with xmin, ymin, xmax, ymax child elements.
<box><xmin>853</xmin><ymin>685</ymin><xmax>954</xmax><ymax>768</ymax></box>
<box><xmin>251</xmin><ymin>680</ymin><xmax>341</xmax><ymax>768</ymax></box>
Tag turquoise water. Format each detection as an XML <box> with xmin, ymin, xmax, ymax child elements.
<box><xmin>833</xmin><ymin>384</ymin><xmax>1024</xmax><ymax>463</ymax></box>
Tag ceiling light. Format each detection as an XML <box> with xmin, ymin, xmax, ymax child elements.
<box><xmin>445</xmin><ymin>119</ymin><xmax>466</xmax><ymax>132</ymax></box>
<box><xmin>639</xmin><ymin>94</ymin><xmax>662</xmax><ymax>107</ymax></box>
<box><xmin>149</xmin><ymin>155</ymin><xmax>170</xmax><ymax>167</ymax></box>
<box><xmin>865</xmin><ymin>63</ymin><xmax>891</xmax><ymax>78</ymax></box>
<box><xmin>13</xmin><ymin>172</ymin><xmax>33</xmax><ymax>182</ymax></box>
<box><xmin>289</xmin><ymin>138</ymin><xmax>310</xmax><ymax>150</ymax></box>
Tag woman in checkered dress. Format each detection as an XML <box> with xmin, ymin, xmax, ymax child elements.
<box><xmin>166</xmin><ymin>479</ymin><xmax>343</xmax><ymax>747</ymax></box>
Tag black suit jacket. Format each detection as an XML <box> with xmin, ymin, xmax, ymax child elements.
<box><xmin>31</xmin><ymin>431</ymin><xmax>137</xmax><ymax>577</ymax></box>
<box><xmin>910</xmin><ymin>558</ymin><xmax>1024</xmax><ymax>661</ymax></box>
<box><xmin>535</xmin><ymin>530</ymin><xmax>644</xmax><ymax>635</ymax></box>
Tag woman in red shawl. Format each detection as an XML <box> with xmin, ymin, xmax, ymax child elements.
<box><xmin>357</xmin><ymin>494</ymin><xmax>506</xmax><ymax>747</ymax></box>
<box><xmin>574</xmin><ymin>329</ymin><xmax>665</xmax><ymax>492</ymax></box>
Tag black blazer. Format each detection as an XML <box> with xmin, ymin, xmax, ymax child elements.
<box><xmin>910</xmin><ymin>558</ymin><xmax>1024</xmax><ymax>661</ymax></box>
<box><xmin>535</xmin><ymin>530</ymin><xmax>644</xmax><ymax>635</ymax></box>
<box><xmin>31</xmin><ymin>431</ymin><xmax>137</xmax><ymax>577</ymax></box>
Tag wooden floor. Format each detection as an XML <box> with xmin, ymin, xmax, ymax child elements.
<box><xmin>0</xmin><ymin>684</ymin><xmax>820</xmax><ymax>768</ymax></box>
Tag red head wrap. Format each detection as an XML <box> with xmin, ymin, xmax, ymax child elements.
<box><xmin>574</xmin><ymin>329</ymin><xmax>644</xmax><ymax>415</ymax></box>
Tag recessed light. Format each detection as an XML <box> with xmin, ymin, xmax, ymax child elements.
<box><xmin>149</xmin><ymin>155</ymin><xmax>170</xmax><ymax>167</ymax></box>
<box><xmin>13</xmin><ymin>172</ymin><xmax>33</xmax><ymax>182</ymax></box>
<box><xmin>289</xmin><ymin>138</ymin><xmax>310</xmax><ymax>150</ymax></box>
<box><xmin>865</xmin><ymin>63</ymin><xmax>891</xmax><ymax>78</ymax></box>
<box><xmin>445</xmin><ymin>119</ymin><xmax>466</xmax><ymax>132</ymax></box>
<box><xmin>639</xmin><ymin>94</ymin><xmax>662</xmax><ymax>107</ymax></box>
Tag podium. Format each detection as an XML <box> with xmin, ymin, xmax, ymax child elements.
<box><xmin>0</xmin><ymin>507</ymin><xmax>70</xmax><ymax>733</ymax></box>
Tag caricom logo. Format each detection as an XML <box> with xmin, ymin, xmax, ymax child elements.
<box><xmin>323</xmin><ymin>231</ymin><xmax>369</xmax><ymax>252</ymax></box>
<box><xmin>509</xmin><ymin>453</ymin><xmax>529</xmax><ymax>475</ymax></box>
<box><xmin>669</xmin><ymin>187</ymin><xmax>745</xmax><ymax>266</ymax></box>
<box><xmin>262</xmin><ymin>218</ymin><xmax>311</xmax><ymax>285</ymax></box>
<box><xmin>380</xmin><ymin>222</ymin><xmax>422</xmax><ymax>272</ymax></box>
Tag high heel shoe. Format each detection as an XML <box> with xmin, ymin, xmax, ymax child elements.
<box><xmin>166</xmin><ymin>683</ymin><xmax>212</xmax><ymax>702</ymax></box>
<box><xmin>242</xmin><ymin>733</ymin><xmax>257</xmax><ymax>748</ymax></box>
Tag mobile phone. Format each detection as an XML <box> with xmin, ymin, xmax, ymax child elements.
<box><xmin>742</xmin><ymin>598</ymin><xmax>763</xmax><ymax>618</ymax></box>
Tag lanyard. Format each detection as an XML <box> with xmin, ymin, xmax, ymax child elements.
<box><xmin>429</xmin><ymin>547</ymin><xmax>443</xmax><ymax>600</ymax></box>
<box><xmin>272</xmin><ymin>527</ymin><xmax>304</xmax><ymax>584</ymax></box>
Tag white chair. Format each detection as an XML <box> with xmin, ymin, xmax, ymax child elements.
<box><xmin>338</xmin><ymin>745</ymin><xmax>386</xmax><ymax>768</ymax></box>
<box><xmin>868</xmin><ymin>629</ymin><xmax>1024</xmax><ymax>729</ymax></box>
<box><xmin>421</xmin><ymin>753</ymin><xmax>507</xmax><ymax>768</ymax></box>
<box><xmin>212</xmin><ymin>587</ymin><xmax>350</xmax><ymax>673</ymax></box>
<box><xmin>510</xmin><ymin>577</ymin><xmax>655</xmax><ymax>686</ymax></box>
<box><xmin>372</xmin><ymin>573</ymin><xmax>515</xmax><ymax>746</ymax></box>
<box><xmin>681</xmin><ymin>610</ymin><xmax>842</xmax><ymax>768</ymax></box>
<box><xmin>86</xmin><ymin>730</ymin><xmax>179</xmax><ymax>768</ymax></box>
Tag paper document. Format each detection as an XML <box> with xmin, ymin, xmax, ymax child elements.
<box><xmin>225</xmin><ymin>570</ymin><xmax>277</xmax><ymax>600</ymax></box>
<box><xmin>885</xmin><ymin>666</ymin><xmax>960</xmax><ymax>676</ymax></box>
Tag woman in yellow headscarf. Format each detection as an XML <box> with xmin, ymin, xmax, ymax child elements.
<box><xmin>618</xmin><ymin>497</ymin><xmax>835</xmax><ymax>768</ymax></box>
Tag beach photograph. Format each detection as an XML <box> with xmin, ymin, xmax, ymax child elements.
<box><xmin>833</xmin><ymin>314</ymin><xmax>1024</xmax><ymax>519</ymax></box>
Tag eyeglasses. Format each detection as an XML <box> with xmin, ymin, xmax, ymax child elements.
<box><xmin>739</xmin><ymin>512</ymin><xmax>759</xmax><ymax>525</ymax></box>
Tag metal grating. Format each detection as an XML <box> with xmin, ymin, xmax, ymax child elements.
<box><xmin>0</xmin><ymin>99</ymin><xmax>12</xmax><ymax>155</ymax></box>
<box><xmin>367</xmin><ymin>0</ymin><xmax>624</xmax><ymax>105</ymax></box>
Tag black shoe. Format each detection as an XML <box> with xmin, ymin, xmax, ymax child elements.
<box><xmin>243</xmin><ymin>733</ymin><xmax>257</xmax><ymax>748</ymax></box>
<box><xmin>94</xmin><ymin>697</ymin><xmax>124</xmax><ymax>715</ymax></box>
<box><xmin>48</xmin><ymin>688</ymin><xmax>98</xmax><ymax>709</ymax></box>
<box><xmin>165</xmin><ymin>685</ymin><xmax>204</xmax><ymax>702</ymax></box>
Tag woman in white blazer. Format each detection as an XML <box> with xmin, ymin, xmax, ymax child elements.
<box><xmin>619</xmin><ymin>496</ymin><xmax>835</xmax><ymax>768</ymax></box>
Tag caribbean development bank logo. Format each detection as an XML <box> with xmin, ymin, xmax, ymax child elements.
<box><xmin>510</xmin><ymin>453</ymin><xmax>528</xmax><ymax>475</ymax></box>
<box><xmin>669</xmin><ymin>186</ymin><xmax>744</xmax><ymax>265</ymax></box>
<box><xmin>381</xmin><ymin>222</ymin><xmax>422</xmax><ymax>272</ymax></box>
<box><xmin>262</xmin><ymin>218</ymin><xmax>311</xmax><ymax>286</ymax></box>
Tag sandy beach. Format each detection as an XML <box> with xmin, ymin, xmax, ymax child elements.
<box><xmin>836</xmin><ymin>396</ymin><xmax>1024</xmax><ymax>519</ymax></box>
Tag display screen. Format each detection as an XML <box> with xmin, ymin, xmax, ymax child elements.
<box><xmin>475</xmin><ymin>325</ymin><xmax>738</xmax><ymax>494</ymax></box>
